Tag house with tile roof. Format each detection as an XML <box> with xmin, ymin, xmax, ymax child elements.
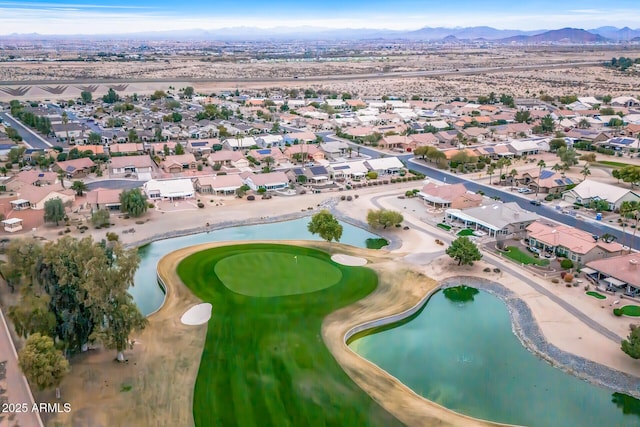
<box><xmin>562</xmin><ymin>180</ymin><xmax>640</xmax><ymax>210</ymax></box>
<box><xmin>418</xmin><ymin>183</ymin><xmax>482</xmax><ymax>209</ymax></box>
<box><xmin>54</xmin><ymin>157</ymin><xmax>95</xmax><ymax>178</ymax></box>
<box><xmin>526</xmin><ymin>221</ymin><xmax>624</xmax><ymax>266</ymax></box>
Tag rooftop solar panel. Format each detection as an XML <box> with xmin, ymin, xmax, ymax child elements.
<box><xmin>257</xmin><ymin>149</ymin><xmax>271</xmax><ymax>155</ymax></box>
<box><xmin>540</xmin><ymin>170</ymin><xmax>554</xmax><ymax>179</ymax></box>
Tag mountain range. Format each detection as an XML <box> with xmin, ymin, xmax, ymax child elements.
<box><xmin>2</xmin><ymin>26</ymin><xmax>640</xmax><ymax>43</ymax></box>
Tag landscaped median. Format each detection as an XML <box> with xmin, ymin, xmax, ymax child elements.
<box><xmin>501</xmin><ymin>246</ymin><xmax>550</xmax><ymax>266</ymax></box>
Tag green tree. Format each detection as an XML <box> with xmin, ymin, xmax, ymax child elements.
<box><xmin>88</xmin><ymin>132</ymin><xmax>101</xmax><ymax>144</ymax></box>
<box><xmin>119</xmin><ymin>188</ymin><xmax>148</xmax><ymax>217</ymax></box>
<box><xmin>308</xmin><ymin>210</ymin><xmax>343</xmax><ymax>246</ymax></box>
<box><xmin>85</xmin><ymin>242</ymin><xmax>147</xmax><ymax>361</ymax></box>
<box><xmin>540</xmin><ymin>114</ymin><xmax>555</xmax><ymax>133</ymax></box>
<box><xmin>263</xmin><ymin>156</ymin><xmax>275</xmax><ymax>172</ymax></box>
<box><xmin>515</xmin><ymin>110</ymin><xmax>531</xmax><ymax>124</ymax></box>
<box><xmin>620</xmin><ymin>201</ymin><xmax>640</xmax><ymax>253</ymax></box>
<box><xmin>128</xmin><ymin>129</ymin><xmax>139</xmax><ymax>143</ymax></box>
<box><xmin>621</xmin><ymin>324</ymin><xmax>640</xmax><ymax>360</ymax></box>
<box><xmin>102</xmin><ymin>88</ymin><xmax>120</xmax><ymax>104</ymax></box>
<box><xmin>367</xmin><ymin>209</ymin><xmax>404</xmax><ymax>229</ymax></box>
<box><xmin>174</xmin><ymin>143</ymin><xmax>185</xmax><ymax>155</ymax></box>
<box><xmin>446</xmin><ymin>236</ymin><xmax>482</xmax><ymax>266</ymax></box>
<box><xmin>80</xmin><ymin>90</ymin><xmax>93</xmax><ymax>104</ymax></box>
<box><xmin>558</xmin><ymin>147</ymin><xmax>579</xmax><ymax>168</ymax></box>
<box><xmin>18</xmin><ymin>333</ymin><xmax>69</xmax><ymax>391</ymax></box>
<box><xmin>44</xmin><ymin>197</ymin><xmax>65</xmax><ymax>226</ymax></box>
<box><xmin>91</xmin><ymin>209</ymin><xmax>110</xmax><ymax>228</ymax></box>
<box><xmin>183</xmin><ymin>86</ymin><xmax>194</xmax><ymax>98</ymax></box>
<box><xmin>71</xmin><ymin>180</ymin><xmax>88</xmax><ymax>196</ymax></box>
<box><xmin>549</xmin><ymin>138</ymin><xmax>566</xmax><ymax>152</ymax></box>
<box><xmin>150</xmin><ymin>90</ymin><xmax>167</xmax><ymax>101</ymax></box>
<box><xmin>578</xmin><ymin>118</ymin><xmax>591</xmax><ymax>129</ymax></box>
<box><xmin>580</xmin><ymin>164</ymin><xmax>591</xmax><ymax>181</ymax></box>
<box><xmin>535</xmin><ymin>160</ymin><xmax>546</xmax><ymax>198</ymax></box>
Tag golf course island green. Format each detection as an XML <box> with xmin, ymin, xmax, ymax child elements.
<box><xmin>177</xmin><ymin>243</ymin><xmax>401</xmax><ymax>427</ymax></box>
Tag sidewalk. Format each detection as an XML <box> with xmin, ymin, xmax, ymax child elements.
<box><xmin>0</xmin><ymin>309</ymin><xmax>43</xmax><ymax>427</ymax></box>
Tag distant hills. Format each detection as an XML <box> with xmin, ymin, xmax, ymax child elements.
<box><xmin>1</xmin><ymin>26</ymin><xmax>640</xmax><ymax>43</ymax></box>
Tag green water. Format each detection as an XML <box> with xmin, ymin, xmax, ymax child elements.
<box><xmin>349</xmin><ymin>287</ymin><xmax>640</xmax><ymax>427</ymax></box>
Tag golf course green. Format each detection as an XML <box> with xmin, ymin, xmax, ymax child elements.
<box><xmin>177</xmin><ymin>243</ymin><xmax>400</xmax><ymax>427</ymax></box>
<box><xmin>214</xmin><ymin>251</ymin><xmax>342</xmax><ymax>297</ymax></box>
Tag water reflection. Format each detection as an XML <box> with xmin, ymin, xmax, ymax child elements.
<box><xmin>443</xmin><ymin>285</ymin><xmax>479</xmax><ymax>303</ymax></box>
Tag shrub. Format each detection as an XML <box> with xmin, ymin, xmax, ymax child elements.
<box><xmin>613</xmin><ymin>308</ymin><xmax>623</xmax><ymax>316</ymax></box>
<box><xmin>560</xmin><ymin>259</ymin><xmax>574</xmax><ymax>269</ymax></box>
<box><xmin>564</xmin><ymin>273</ymin><xmax>574</xmax><ymax>282</ymax></box>
<box><xmin>147</xmin><ymin>202</ymin><xmax>154</xmax><ymax>208</ymax></box>
<box><xmin>340</xmin><ymin>195</ymin><xmax>346</xmax><ymax>200</ymax></box>
<box><xmin>106</xmin><ymin>232</ymin><xmax>119</xmax><ymax>241</ymax></box>
<box><xmin>560</xmin><ymin>271</ymin><xmax>567</xmax><ymax>279</ymax></box>
<box><xmin>197</xmin><ymin>202</ymin><xmax>205</xmax><ymax>208</ymax></box>
<box><xmin>493</xmin><ymin>268</ymin><xmax>500</xmax><ymax>273</ymax></box>
<box><xmin>346</xmin><ymin>195</ymin><xmax>353</xmax><ymax>201</ymax></box>
<box><xmin>247</xmin><ymin>195</ymin><xmax>255</xmax><ymax>201</ymax></box>
<box><xmin>483</xmin><ymin>267</ymin><xmax>491</xmax><ymax>272</ymax></box>
<box><xmin>551</xmin><ymin>278</ymin><xmax>560</xmax><ymax>284</ymax></box>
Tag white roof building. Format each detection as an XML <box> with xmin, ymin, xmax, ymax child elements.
<box><xmin>364</xmin><ymin>157</ymin><xmax>405</xmax><ymax>174</ymax></box>
<box><xmin>562</xmin><ymin>180</ymin><xmax>640</xmax><ymax>210</ymax></box>
<box><xmin>143</xmin><ymin>178</ymin><xmax>195</xmax><ymax>200</ymax></box>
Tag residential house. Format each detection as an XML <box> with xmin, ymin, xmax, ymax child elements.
<box><xmin>378</xmin><ymin>135</ymin><xmax>416</xmax><ymax>152</ymax></box>
<box><xmin>364</xmin><ymin>157</ymin><xmax>404</xmax><ymax>175</ymax></box>
<box><xmin>319</xmin><ymin>140</ymin><xmax>350</xmax><ymax>159</ymax></box>
<box><xmin>526</xmin><ymin>221</ymin><xmax>624</xmax><ymax>266</ymax></box>
<box><xmin>507</xmin><ymin>140</ymin><xmax>540</xmax><ymax>156</ymax></box>
<box><xmin>161</xmin><ymin>154</ymin><xmax>198</xmax><ymax>173</ymax></box>
<box><xmin>445</xmin><ymin>202</ymin><xmax>538</xmax><ymax>238</ymax></box>
<box><xmin>288</xmin><ymin>166</ymin><xmax>331</xmax><ymax>186</ymax></box>
<box><xmin>284</xmin><ymin>132</ymin><xmax>317</xmax><ymax>144</ymax></box>
<box><xmin>187</xmin><ymin>140</ymin><xmax>216</xmax><ymax>156</ymax></box>
<box><xmin>206</xmin><ymin>150</ymin><xmax>250</xmax><ymax>170</ymax></box>
<box><xmin>562</xmin><ymin>180</ymin><xmax>640</xmax><ymax>210</ymax></box>
<box><xmin>283</xmin><ymin>144</ymin><xmax>325</xmax><ymax>163</ymax></box>
<box><xmin>410</xmin><ymin>133</ymin><xmax>440</xmax><ymax>147</ymax></box>
<box><xmin>256</xmin><ymin>134</ymin><xmax>285</xmax><ymax>148</ymax></box>
<box><xmin>242</xmin><ymin>171</ymin><xmax>289</xmax><ymax>191</ymax></box>
<box><xmin>52</xmin><ymin>123</ymin><xmax>84</xmax><ymax>141</ymax></box>
<box><xmin>143</xmin><ymin>178</ymin><xmax>195</xmax><ymax>200</ymax></box>
<box><xmin>18</xmin><ymin>183</ymin><xmax>75</xmax><ymax>210</ymax></box>
<box><xmin>418</xmin><ymin>183</ymin><xmax>482</xmax><ymax>209</ymax></box>
<box><xmin>225</xmin><ymin>136</ymin><xmax>256</xmax><ymax>150</ymax></box>
<box><xmin>611</xmin><ymin>96</ymin><xmax>640</xmax><ymax>108</ymax></box>
<box><xmin>109</xmin><ymin>155</ymin><xmax>155</xmax><ymax>178</ymax></box>
<box><xmin>519</xmin><ymin>169</ymin><xmax>575</xmax><ymax>194</ymax></box>
<box><xmin>328</xmin><ymin>161</ymin><xmax>369</xmax><ymax>180</ymax></box>
<box><xmin>54</xmin><ymin>157</ymin><xmax>95</xmax><ymax>178</ymax></box>
<box><xmin>7</xmin><ymin>169</ymin><xmax>58</xmax><ymax>192</ymax></box>
<box><xmin>247</xmin><ymin>148</ymin><xmax>287</xmax><ymax>165</ymax></box>
<box><xmin>194</xmin><ymin>174</ymin><xmax>244</xmax><ymax>195</ymax></box>
<box><xmin>585</xmin><ymin>253</ymin><xmax>640</xmax><ymax>297</ymax></box>
<box><xmin>108</xmin><ymin>143</ymin><xmax>145</xmax><ymax>156</ymax></box>
<box><xmin>85</xmin><ymin>188</ymin><xmax>122</xmax><ymax>211</ymax></box>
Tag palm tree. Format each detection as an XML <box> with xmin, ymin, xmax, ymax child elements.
<box><xmin>487</xmin><ymin>164</ymin><xmax>496</xmax><ymax>185</ymax></box>
<box><xmin>347</xmin><ymin>147</ymin><xmax>353</xmax><ymax>158</ymax></box>
<box><xmin>57</xmin><ymin>170</ymin><xmax>66</xmax><ymax>188</ymax></box>
<box><xmin>578</xmin><ymin>118</ymin><xmax>591</xmax><ymax>129</ymax></box>
<box><xmin>620</xmin><ymin>201</ymin><xmax>640</xmax><ymax>253</ymax></box>
<box><xmin>264</xmin><ymin>156</ymin><xmax>274</xmax><ymax>172</ymax></box>
<box><xmin>71</xmin><ymin>180</ymin><xmax>88</xmax><ymax>196</ymax></box>
<box><xmin>536</xmin><ymin>160</ymin><xmax>546</xmax><ymax>198</ymax></box>
<box><xmin>509</xmin><ymin>169</ymin><xmax>518</xmax><ymax>186</ymax></box>
<box><xmin>61</xmin><ymin>111</ymin><xmax>70</xmax><ymax>143</ymax></box>
<box><xmin>551</xmin><ymin>163</ymin><xmax>563</xmax><ymax>174</ymax></box>
<box><xmin>580</xmin><ymin>165</ymin><xmax>591</xmax><ymax>181</ymax></box>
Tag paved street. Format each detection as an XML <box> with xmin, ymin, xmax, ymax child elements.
<box><xmin>347</xmin><ymin>142</ymin><xmax>640</xmax><ymax>251</ymax></box>
<box><xmin>0</xmin><ymin>112</ymin><xmax>52</xmax><ymax>150</ymax></box>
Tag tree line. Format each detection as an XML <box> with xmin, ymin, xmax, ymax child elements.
<box><xmin>1</xmin><ymin>236</ymin><xmax>147</xmax><ymax>391</ymax></box>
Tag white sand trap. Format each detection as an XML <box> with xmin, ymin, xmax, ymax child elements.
<box><xmin>181</xmin><ymin>303</ymin><xmax>212</xmax><ymax>325</ymax></box>
<box><xmin>331</xmin><ymin>254</ymin><xmax>368</xmax><ymax>266</ymax></box>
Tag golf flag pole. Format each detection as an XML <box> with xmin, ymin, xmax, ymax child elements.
<box><xmin>294</xmin><ymin>255</ymin><xmax>298</xmax><ymax>264</ymax></box>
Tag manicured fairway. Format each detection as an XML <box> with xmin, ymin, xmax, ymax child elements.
<box><xmin>620</xmin><ymin>305</ymin><xmax>640</xmax><ymax>317</ymax></box>
<box><xmin>586</xmin><ymin>291</ymin><xmax>606</xmax><ymax>300</ymax></box>
<box><xmin>214</xmin><ymin>251</ymin><xmax>342</xmax><ymax>297</ymax></box>
<box><xmin>177</xmin><ymin>243</ymin><xmax>400</xmax><ymax>427</ymax></box>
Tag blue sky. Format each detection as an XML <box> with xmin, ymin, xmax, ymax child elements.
<box><xmin>1</xmin><ymin>1</ymin><xmax>639</xmax><ymax>35</ymax></box>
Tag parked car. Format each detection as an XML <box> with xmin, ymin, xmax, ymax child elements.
<box><xmin>530</xmin><ymin>200</ymin><xmax>542</xmax><ymax>206</ymax></box>
<box><xmin>527</xmin><ymin>246</ymin><xmax>541</xmax><ymax>254</ymax></box>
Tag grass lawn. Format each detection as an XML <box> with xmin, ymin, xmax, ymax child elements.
<box><xmin>620</xmin><ymin>305</ymin><xmax>640</xmax><ymax>317</ymax></box>
<box><xmin>586</xmin><ymin>291</ymin><xmax>606</xmax><ymax>300</ymax></box>
<box><xmin>456</xmin><ymin>229</ymin><xmax>475</xmax><ymax>236</ymax></box>
<box><xmin>596</xmin><ymin>161</ymin><xmax>633</xmax><ymax>168</ymax></box>
<box><xmin>178</xmin><ymin>243</ymin><xmax>400</xmax><ymax>427</ymax></box>
<box><xmin>503</xmin><ymin>246</ymin><xmax>550</xmax><ymax>266</ymax></box>
<box><xmin>437</xmin><ymin>223</ymin><xmax>451</xmax><ymax>231</ymax></box>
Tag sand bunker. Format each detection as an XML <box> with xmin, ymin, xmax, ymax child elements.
<box><xmin>181</xmin><ymin>303</ymin><xmax>212</xmax><ymax>325</ymax></box>
<box><xmin>331</xmin><ymin>254</ymin><xmax>367</xmax><ymax>266</ymax></box>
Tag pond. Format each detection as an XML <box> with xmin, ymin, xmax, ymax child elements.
<box><xmin>349</xmin><ymin>285</ymin><xmax>640</xmax><ymax>427</ymax></box>
<box><xmin>132</xmin><ymin>217</ymin><xmax>381</xmax><ymax>315</ymax></box>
